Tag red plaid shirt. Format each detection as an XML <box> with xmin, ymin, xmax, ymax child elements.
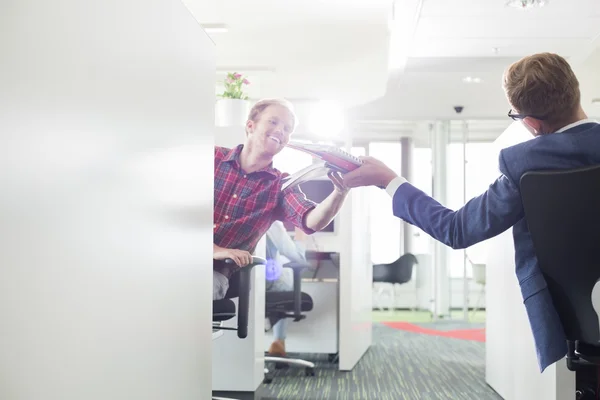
<box><xmin>214</xmin><ymin>145</ymin><xmax>316</xmax><ymax>253</ymax></box>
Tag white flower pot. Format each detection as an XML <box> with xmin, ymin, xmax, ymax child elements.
<box><xmin>215</xmin><ymin>98</ymin><xmax>251</xmax><ymax>127</ymax></box>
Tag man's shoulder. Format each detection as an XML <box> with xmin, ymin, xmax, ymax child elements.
<box><xmin>214</xmin><ymin>145</ymin><xmax>230</xmax><ymax>159</ymax></box>
<box><xmin>500</xmin><ymin>127</ymin><xmax>600</xmax><ymax>182</ymax></box>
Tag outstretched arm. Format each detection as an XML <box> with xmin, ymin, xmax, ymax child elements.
<box><xmin>343</xmin><ymin>155</ymin><xmax>524</xmax><ymax>249</ymax></box>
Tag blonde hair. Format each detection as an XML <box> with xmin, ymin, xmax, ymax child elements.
<box><xmin>502</xmin><ymin>52</ymin><xmax>580</xmax><ymax>126</ymax></box>
<box><xmin>247</xmin><ymin>98</ymin><xmax>298</xmax><ymax>131</ymax></box>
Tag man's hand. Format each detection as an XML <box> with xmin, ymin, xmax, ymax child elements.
<box><xmin>342</xmin><ymin>156</ymin><xmax>398</xmax><ymax>189</ymax></box>
<box><xmin>213</xmin><ymin>245</ymin><xmax>252</xmax><ymax>267</ymax></box>
<box><xmin>327</xmin><ymin>170</ymin><xmax>349</xmax><ymax>194</ymax></box>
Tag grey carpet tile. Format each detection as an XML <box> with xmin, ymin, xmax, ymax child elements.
<box><xmin>257</xmin><ymin>323</ymin><xmax>501</xmax><ymax>400</ymax></box>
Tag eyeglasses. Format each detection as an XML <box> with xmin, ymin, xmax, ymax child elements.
<box><xmin>507</xmin><ymin>109</ymin><xmax>547</xmax><ymax>121</ymax></box>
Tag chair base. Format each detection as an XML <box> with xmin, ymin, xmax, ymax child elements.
<box><xmin>265</xmin><ymin>356</ymin><xmax>315</xmax><ymax>369</ymax></box>
<box><xmin>264</xmin><ymin>356</ymin><xmax>316</xmax><ymax>381</ymax></box>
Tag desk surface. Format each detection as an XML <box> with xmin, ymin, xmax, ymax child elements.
<box><xmin>302</xmin><ymin>251</ymin><xmax>339</xmax><ymax>280</ymax></box>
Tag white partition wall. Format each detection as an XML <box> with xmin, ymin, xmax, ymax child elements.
<box><xmin>486</xmin><ymin>224</ymin><xmax>575</xmax><ymax>399</ymax></box>
<box><xmin>0</xmin><ymin>2</ymin><xmax>215</xmax><ymax>400</ymax></box>
<box><xmin>339</xmin><ymin>185</ymin><xmax>372</xmax><ymax>371</ymax></box>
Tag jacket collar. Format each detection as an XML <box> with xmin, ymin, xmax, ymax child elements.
<box><xmin>557</xmin><ymin>119</ymin><xmax>598</xmax><ymax>133</ymax></box>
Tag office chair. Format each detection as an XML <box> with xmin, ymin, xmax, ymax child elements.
<box><xmin>372</xmin><ymin>253</ymin><xmax>419</xmax><ymax>311</ymax></box>
<box><xmin>212</xmin><ymin>257</ymin><xmax>266</xmax><ymax>400</ymax></box>
<box><xmin>520</xmin><ymin>165</ymin><xmax>600</xmax><ymax>400</ymax></box>
<box><xmin>264</xmin><ymin>262</ymin><xmax>315</xmax><ymax>383</ymax></box>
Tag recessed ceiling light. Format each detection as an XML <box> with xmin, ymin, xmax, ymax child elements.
<box><xmin>201</xmin><ymin>24</ymin><xmax>228</xmax><ymax>34</ymax></box>
<box><xmin>463</xmin><ymin>77</ymin><xmax>482</xmax><ymax>84</ymax></box>
<box><xmin>506</xmin><ymin>0</ymin><xmax>547</xmax><ymax>9</ymax></box>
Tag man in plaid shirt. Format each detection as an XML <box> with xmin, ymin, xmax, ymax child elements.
<box><xmin>213</xmin><ymin>98</ymin><xmax>349</xmax><ymax>300</ymax></box>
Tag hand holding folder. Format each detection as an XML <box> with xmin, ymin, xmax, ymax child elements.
<box><xmin>281</xmin><ymin>142</ymin><xmax>362</xmax><ymax>190</ymax></box>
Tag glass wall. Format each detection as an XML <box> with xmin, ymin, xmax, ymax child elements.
<box><xmin>368</xmin><ymin>142</ymin><xmax>402</xmax><ymax>264</ymax></box>
<box><xmin>446</xmin><ymin>141</ymin><xmax>498</xmax><ymax>278</ymax></box>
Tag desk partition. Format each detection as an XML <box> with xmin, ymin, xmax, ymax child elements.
<box><xmin>0</xmin><ymin>1</ymin><xmax>215</xmax><ymax>399</ymax></box>
<box><xmin>486</xmin><ymin>229</ymin><xmax>575</xmax><ymax>399</ymax></box>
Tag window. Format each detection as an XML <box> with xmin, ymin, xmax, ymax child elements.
<box><xmin>446</xmin><ymin>142</ymin><xmax>497</xmax><ymax>277</ymax></box>
<box><xmin>368</xmin><ymin>142</ymin><xmax>402</xmax><ymax>264</ymax></box>
<box><xmin>273</xmin><ymin>146</ymin><xmax>313</xmax><ymax>174</ymax></box>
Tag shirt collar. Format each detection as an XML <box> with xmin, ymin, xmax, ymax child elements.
<box><xmin>222</xmin><ymin>144</ymin><xmax>280</xmax><ymax>177</ymax></box>
<box><xmin>556</xmin><ymin>119</ymin><xmax>598</xmax><ymax>133</ymax></box>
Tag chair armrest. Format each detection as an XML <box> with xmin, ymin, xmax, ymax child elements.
<box><xmin>225</xmin><ymin>257</ymin><xmax>266</xmax><ymax>338</ymax></box>
<box><xmin>283</xmin><ymin>262</ymin><xmax>310</xmax><ymax>321</ymax></box>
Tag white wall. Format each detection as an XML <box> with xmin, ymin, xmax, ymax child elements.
<box><xmin>339</xmin><ymin>184</ymin><xmax>373</xmax><ymax>370</ymax></box>
<box><xmin>486</xmin><ymin>230</ymin><xmax>575</xmax><ymax>400</ymax></box>
<box><xmin>0</xmin><ymin>2</ymin><xmax>215</xmax><ymax>399</ymax></box>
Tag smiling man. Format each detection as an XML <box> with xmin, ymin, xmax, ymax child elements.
<box><xmin>212</xmin><ymin>98</ymin><xmax>349</xmax><ymax>300</ymax></box>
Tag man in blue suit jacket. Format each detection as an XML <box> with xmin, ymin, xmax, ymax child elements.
<box><xmin>343</xmin><ymin>52</ymin><xmax>599</xmax><ymax>373</ymax></box>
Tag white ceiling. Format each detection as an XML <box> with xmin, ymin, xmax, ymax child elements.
<box><xmin>184</xmin><ymin>0</ymin><xmax>392</xmax><ymax>107</ymax></box>
<box><xmin>186</xmin><ymin>0</ymin><xmax>600</xmax><ymax>134</ymax></box>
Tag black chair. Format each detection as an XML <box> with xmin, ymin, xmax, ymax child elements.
<box><xmin>211</xmin><ymin>257</ymin><xmax>267</xmax><ymax>400</ymax></box>
<box><xmin>212</xmin><ymin>256</ymin><xmax>266</xmax><ymax>338</ymax></box>
<box><xmin>264</xmin><ymin>262</ymin><xmax>315</xmax><ymax>381</ymax></box>
<box><xmin>372</xmin><ymin>253</ymin><xmax>419</xmax><ymax>310</ymax></box>
<box><xmin>520</xmin><ymin>165</ymin><xmax>600</xmax><ymax>400</ymax></box>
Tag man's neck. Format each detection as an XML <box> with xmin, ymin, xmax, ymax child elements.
<box><xmin>239</xmin><ymin>145</ymin><xmax>273</xmax><ymax>173</ymax></box>
<box><xmin>551</xmin><ymin>108</ymin><xmax>589</xmax><ymax>132</ymax></box>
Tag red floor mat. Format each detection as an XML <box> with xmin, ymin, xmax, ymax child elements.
<box><xmin>382</xmin><ymin>321</ymin><xmax>485</xmax><ymax>342</ymax></box>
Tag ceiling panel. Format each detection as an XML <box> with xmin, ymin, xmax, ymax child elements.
<box><xmin>419</xmin><ymin>0</ymin><xmax>600</xmax><ymax>18</ymax></box>
<box><xmin>409</xmin><ymin>37</ymin><xmax>591</xmax><ymax>58</ymax></box>
<box><xmin>415</xmin><ymin>17</ymin><xmax>600</xmax><ymax>39</ymax></box>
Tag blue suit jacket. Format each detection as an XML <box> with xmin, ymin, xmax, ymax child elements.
<box><xmin>392</xmin><ymin>122</ymin><xmax>600</xmax><ymax>372</ymax></box>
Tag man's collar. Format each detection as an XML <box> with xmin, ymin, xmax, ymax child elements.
<box><xmin>556</xmin><ymin>119</ymin><xmax>598</xmax><ymax>133</ymax></box>
<box><xmin>222</xmin><ymin>144</ymin><xmax>279</xmax><ymax>177</ymax></box>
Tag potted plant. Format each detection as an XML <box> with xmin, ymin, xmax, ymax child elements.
<box><xmin>215</xmin><ymin>72</ymin><xmax>252</xmax><ymax>127</ymax></box>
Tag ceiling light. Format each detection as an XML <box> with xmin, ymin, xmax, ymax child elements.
<box><xmin>201</xmin><ymin>24</ymin><xmax>228</xmax><ymax>33</ymax></box>
<box><xmin>506</xmin><ymin>0</ymin><xmax>547</xmax><ymax>9</ymax></box>
<box><xmin>463</xmin><ymin>77</ymin><xmax>482</xmax><ymax>84</ymax></box>
<box><xmin>216</xmin><ymin>66</ymin><xmax>276</xmax><ymax>73</ymax></box>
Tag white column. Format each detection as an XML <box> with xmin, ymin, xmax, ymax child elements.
<box><xmin>400</xmin><ymin>137</ymin><xmax>414</xmax><ymax>255</ymax></box>
<box><xmin>431</xmin><ymin>121</ymin><xmax>451</xmax><ymax>318</ymax></box>
<box><xmin>0</xmin><ymin>2</ymin><xmax>215</xmax><ymax>399</ymax></box>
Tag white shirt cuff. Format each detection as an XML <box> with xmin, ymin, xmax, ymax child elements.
<box><xmin>385</xmin><ymin>176</ymin><xmax>407</xmax><ymax>197</ymax></box>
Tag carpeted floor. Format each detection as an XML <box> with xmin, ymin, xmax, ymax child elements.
<box><xmin>256</xmin><ymin>323</ymin><xmax>501</xmax><ymax>400</ymax></box>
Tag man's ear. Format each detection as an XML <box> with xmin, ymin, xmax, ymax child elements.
<box><xmin>245</xmin><ymin>120</ymin><xmax>254</xmax><ymax>136</ymax></box>
<box><xmin>523</xmin><ymin>117</ymin><xmax>542</xmax><ymax>135</ymax></box>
